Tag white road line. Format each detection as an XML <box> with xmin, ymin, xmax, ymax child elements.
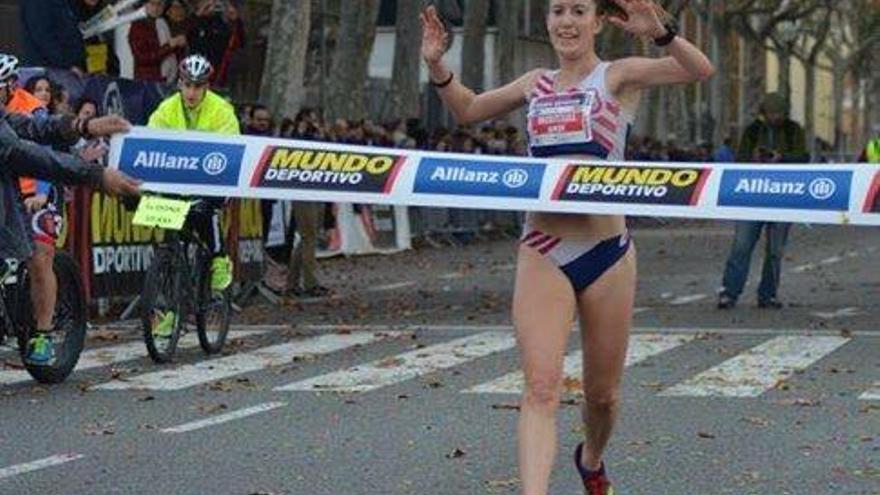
<box><xmin>811</xmin><ymin>307</ymin><xmax>861</xmax><ymax>320</ymax></box>
<box><xmin>669</xmin><ymin>294</ymin><xmax>707</xmax><ymax>306</ymax></box>
<box><xmin>0</xmin><ymin>454</ymin><xmax>84</xmax><ymax>480</ymax></box>
<box><xmin>161</xmin><ymin>402</ymin><xmax>287</xmax><ymax>433</ymax></box>
<box><xmin>791</xmin><ymin>263</ymin><xmax>817</xmax><ymax>273</ymax></box>
<box><xmin>0</xmin><ymin>330</ymin><xmax>267</xmax><ymax>386</ymax></box>
<box><xmin>859</xmin><ymin>384</ymin><xmax>880</xmax><ymax>401</ymax></box>
<box><xmin>94</xmin><ymin>332</ymin><xmax>396</xmax><ymax>391</ymax></box>
<box><xmin>465</xmin><ymin>333</ymin><xmax>695</xmax><ymax>394</ymax></box>
<box><xmin>366</xmin><ymin>282</ymin><xmax>416</xmax><ymax>292</ymax></box>
<box><xmin>820</xmin><ymin>256</ymin><xmax>843</xmax><ymax>265</ymax></box>
<box><xmin>438</xmin><ymin>272</ymin><xmax>465</xmax><ymax>280</ymax></box>
<box><xmin>661</xmin><ymin>336</ymin><xmax>850</xmax><ymax>398</ymax></box>
<box><xmin>275</xmin><ymin>332</ymin><xmax>517</xmax><ymax>393</ymax></box>
<box><xmin>301</xmin><ymin>324</ymin><xmax>879</xmax><ymax>338</ymax></box>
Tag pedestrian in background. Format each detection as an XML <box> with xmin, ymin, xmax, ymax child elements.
<box><xmin>718</xmin><ymin>92</ymin><xmax>808</xmax><ymax>310</ymax></box>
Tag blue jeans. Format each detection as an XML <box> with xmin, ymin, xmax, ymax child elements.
<box><xmin>720</xmin><ymin>221</ymin><xmax>792</xmax><ymax>302</ymax></box>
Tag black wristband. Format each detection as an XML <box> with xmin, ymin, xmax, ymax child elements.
<box><xmin>653</xmin><ymin>23</ymin><xmax>678</xmax><ymax>47</ymax></box>
<box><xmin>431</xmin><ymin>71</ymin><xmax>454</xmax><ymax>89</ymax></box>
<box><xmin>76</xmin><ymin>116</ymin><xmax>95</xmax><ymax>139</ymax></box>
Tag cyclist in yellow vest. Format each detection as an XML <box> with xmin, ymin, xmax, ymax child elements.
<box><xmin>861</xmin><ymin>137</ymin><xmax>880</xmax><ymax>163</ymax></box>
<box><xmin>147</xmin><ymin>55</ymin><xmax>238</xmax><ymax>339</ymax></box>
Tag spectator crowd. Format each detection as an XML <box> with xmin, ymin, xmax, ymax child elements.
<box><xmin>21</xmin><ymin>0</ymin><xmax>244</xmax><ymax>85</ymax></box>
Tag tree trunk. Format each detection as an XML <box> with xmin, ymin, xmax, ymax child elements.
<box><xmin>742</xmin><ymin>34</ymin><xmax>767</xmax><ymax>121</ymax></box>
<box><xmin>830</xmin><ymin>54</ymin><xmax>844</xmax><ymax>152</ymax></box>
<box><xmin>804</xmin><ymin>61</ymin><xmax>816</xmax><ymax>159</ymax></box>
<box><xmin>655</xmin><ymin>86</ymin><xmax>668</xmax><ymax>141</ymax></box>
<box><xmin>494</xmin><ymin>0</ymin><xmax>522</xmax><ymax>124</ymax></box>
<box><xmin>777</xmin><ymin>47</ymin><xmax>792</xmax><ymax>102</ymax></box>
<box><xmin>867</xmin><ymin>56</ymin><xmax>880</xmax><ymax>139</ymax></box>
<box><xmin>462</xmin><ymin>0</ymin><xmax>491</xmax><ymax>92</ymax></box>
<box><xmin>326</xmin><ymin>0</ymin><xmax>381</xmax><ymax>121</ymax></box>
<box><xmin>494</xmin><ymin>0</ymin><xmax>520</xmax><ymax>85</ymax></box>
<box><xmin>259</xmin><ymin>0</ymin><xmax>311</xmax><ymax>118</ymax></box>
<box><xmin>707</xmin><ymin>0</ymin><xmax>727</xmax><ymax>144</ymax></box>
<box><xmin>384</xmin><ymin>0</ymin><xmax>423</xmax><ymax>121</ymax></box>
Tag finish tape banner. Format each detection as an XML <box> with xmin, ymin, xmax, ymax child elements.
<box><xmin>109</xmin><ymin>127</ymin><xmax>880</xmax><ymax>227</ymax></box>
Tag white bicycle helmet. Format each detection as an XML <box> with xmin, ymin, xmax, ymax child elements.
<box><xmin>0</xmin><ymin>53</ymin><xmax>20</xmax><ymax>85</ymax></box>
<box><xmin>179</xmin><ymin>54</ymin><xmax>214</xmax><ymax>84</ymax></box>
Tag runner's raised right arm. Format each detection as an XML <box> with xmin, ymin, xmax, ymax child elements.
<box><xmin>421</xmin><ymin>6</ymin><xmax>541</xmax><ymax>125</ymax></box>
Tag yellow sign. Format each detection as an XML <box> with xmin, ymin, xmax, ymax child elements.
<box><xmin>132</xmin><ymin>196</ymin><xmax>191</xmax><ymax>231</ymax></box>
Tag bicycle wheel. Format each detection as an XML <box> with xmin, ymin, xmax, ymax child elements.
<box><xmin>195</xmin><ymin>248</ymin><xmax>230</xmax><ymax>355</ymax></box>
<box><xmin>16</xmin><ymin>252</ymin><xmax>87</xmax><ymax>384</ymax></box>
<box><xmin>141</xmin><ymin>246</ymin><xmax>185</xmax><ymax>363</ymax></box>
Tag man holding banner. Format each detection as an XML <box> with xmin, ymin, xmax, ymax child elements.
<box><xmin>146</xmin><ymin>54</ymin><xmax>239</xmax><ymax>314</ymax></box>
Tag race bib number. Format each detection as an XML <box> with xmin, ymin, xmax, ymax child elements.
<box><xmin>132</xmin><ymin>195</ymin><xmax>191</xmax><ymax>231</ymax></box>
<box><xmin>528</xmin><ymin>92</ymin><xmax>594</xmax><ymax>149</ymax></box>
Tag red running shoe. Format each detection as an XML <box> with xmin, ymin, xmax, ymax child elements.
<box><xmin>574</xmin><ymin>442</ymin><xmax>615</xmax><ymax>495</ymax></box>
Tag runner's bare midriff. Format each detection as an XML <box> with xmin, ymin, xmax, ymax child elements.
<box><xmin>526</xmin><ymin>153</ymin><xmax>626</xmax><ymax>239</ymax></box>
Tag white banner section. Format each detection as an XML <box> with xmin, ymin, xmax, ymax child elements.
<box><xmin>109</xmin><ymin>127</ymin><xmax>880</xmax><ymax>226</ymax></box>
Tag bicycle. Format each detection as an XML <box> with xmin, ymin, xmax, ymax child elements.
<box><xmin>0</xmin><ymin>252</ymin><xmax>87</xmax><ymax>384</ymax></box>
<box><xmin>140</xmin><ymin>199</ymin><xmax>232</xmax><ymax>363</ymax></box>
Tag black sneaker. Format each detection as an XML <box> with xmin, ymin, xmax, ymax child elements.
<box><xmin>717</xmin><ymin>293</ymin><xmax>736</xmax><ymax>309</ymax></box>
<box><xmin>290</xmin><ymin>285</ymin><xmax>332</xmax><ymax>298</ymax></box>
<box><xmin>301</xmin><ymin>285</ymin><xmax>331</xmax><ymax>298</ymax></box>
<box><xmin>758</xmin><ymin>298</ymin><xmax>783</xmax><ymax>309</ymax></box>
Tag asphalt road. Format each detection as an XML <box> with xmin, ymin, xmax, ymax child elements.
<box><xmin>1</xmin><ymin>222</ymin><xmax>877</xmax><ymax>495</ymax></box>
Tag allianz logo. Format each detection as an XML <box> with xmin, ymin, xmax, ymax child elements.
<box><xmin>429</xmin><ymin>165</ymin><xmax>529</xmax><ymax>189</ymax></box>
<box><xmin>133</xmin><ymin>150</ymin><xmax>228</xmax><ymax>176</ymax></box>
<box><xmin>733</xmin><ymin>176</ymin><xmax>836</xmax><ymax>201</ymax></box>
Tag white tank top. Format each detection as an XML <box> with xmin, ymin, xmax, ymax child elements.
<box><xmin>526</xmin><ymin>62</ymin><xmax>633</xmax><ymax>161</ymax></box>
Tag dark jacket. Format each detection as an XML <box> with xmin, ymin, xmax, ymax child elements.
<box><xmin>738</xmin><ymin>117</ymin><xmax>809</xmax><ymax>164</ymax></box>
<box><xmin>72</xmin><ymin>0</ymin><xmax>120</xmax><ymax>75</ymax></box>
<box><xmin>20</xmin><ymin>0</ymin><xmax>87</xmax><ymax>70</ymax></box>
<box><xmin>186</xmin><ymin>11</ymin><xmax>244</xmax><ymax>86</ymax></box>
<box><xmin>0</xmin><ymin>110</ymin><xmax>103</xmax><ymax>258</ymax></box>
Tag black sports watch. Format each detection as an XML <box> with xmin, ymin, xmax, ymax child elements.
<box><xmin>653</xmin><ymin>22</ymin><xmax>679</xmax><ymax>47</ymax></box>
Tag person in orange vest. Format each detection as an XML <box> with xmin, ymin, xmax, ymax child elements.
<box><xmin>0</xmin><ymin>53</ymin><xmax>64</xmax><ymax>365</ymax></box>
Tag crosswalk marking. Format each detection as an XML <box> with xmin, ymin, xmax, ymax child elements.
<box><xmin>859</xmin><ymin>383</ymin><xmax>880</xmax><ymax>401</ymax></box>
<box><xmin>0</xmin><ymin>454</ymin><xmax>84</xmax><ymax>480</ymax></box>
<box><xmin>661</xmin><ymin>336</ymin><xmax>850</xmax><ymax>398</ymax></box>
<box><xmin>0</xmin><ymin>330</ymin><xmax>267</xmax><ymax>386</ymax></box>
<box><xmin>669</xmin><ymin>294</ymin><xmax>707</xmax><ymax>306</ymax></box>
<box><xmin>161</xmin><ymin>402</ymin><xmax>288</xmax><ymax>433</ymax></box>
<box><xmin>275</xmin><ymin>332</ymin><xmax>517</xmax><ymax>393</ymax></box>
<box><xmin>94</xmin><ymin>332</ymin><xmax>397</xmax><ymax>391</ymax></box>
<box><xmin>465</xmin><ymin>334</ymin><xmax>695</xmax><ymax>394</ymax></box>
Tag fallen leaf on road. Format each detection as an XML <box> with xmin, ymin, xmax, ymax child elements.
<box><xmin>697</xmin><ymin>431</ymin><xmax>716</xmax><ymax>439</ymax></box>
<box><xmin>485</xmin><ymin>477</ymin><xmax>520</xmax><ymax>491</ymax></box>
<box><xmin>196</xmin><ymin>403</ymin><xmax>228</xmax><ymax>414</ymax></box>
<box><xmin>742</xmin><ymin>416</ymin><xmax>770</xmax><ymax>427</ymax></box>
<box><xmin>85</xmin><ymin>423</ymin><xmax>116</xmax><ymax>436</ymax></box>
<box><xmin>491</xmin><ymin>403</ymin><xmax>520</xmax><ymax>411</ymax></box>
<box><xmin>424</xmin><ymin>379</ymin><xmax>444</xmax><ymax>389</ymax></box>
<box><xmin>136</xmin><ymin>395</ymin><xmax>156</xmax><ymax>402</ymax></box>
<box><xmin>376</xmin><ymin>357</ymin><xmax>405</xmax><ymax>368</ymax></box>
<box><xmin>562</xmin><ymin>376</ymin><xmax>582</xmax><ymax>393</ymax></box>
<box><xmin>445</xmin><ymin>448</ymin><xmax>466</xmax><ymax>459</ymax></box>
<box><xmin>778</xmin><ymin>398</ymin><xmax>821</xmax><ymax>407</ymax></box>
